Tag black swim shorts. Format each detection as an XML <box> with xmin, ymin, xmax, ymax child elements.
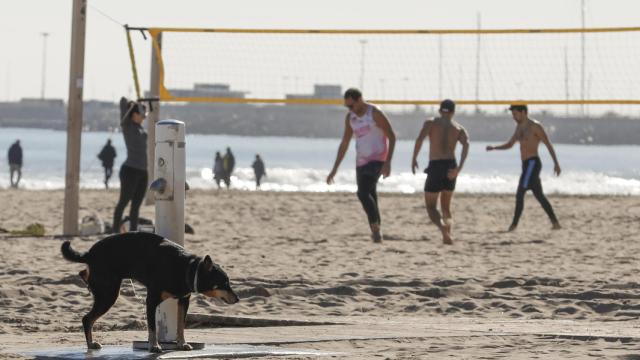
<box><xmin>424</xmin><ymin>159</ymin><xmax>457</xmax><ymax>193</ymax></box>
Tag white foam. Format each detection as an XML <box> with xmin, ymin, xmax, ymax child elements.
<box><xmin>189</xmin><ymin>167</ymin><xmax>640</xmax><ymax>195</ymax></box>
<box><xmin>1</xmin><ymin>167</ymin><xmax>638</xmax><ymax>195</ymax></box>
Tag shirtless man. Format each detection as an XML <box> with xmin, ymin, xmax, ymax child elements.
<box><xmin>486</xmin><ymin>104</ymin><xmax>561</xmax><ymax>231</ymax></box>
<box><xmin>411</xmin><ymin>99</ymin><xmax>469</xmax><ymax>245</ymax></box>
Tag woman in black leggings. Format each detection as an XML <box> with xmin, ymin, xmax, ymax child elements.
<box><xmin>113</xmin><ymin>97</ymin><xmax>148</xmax><ymax>232</ymax></box>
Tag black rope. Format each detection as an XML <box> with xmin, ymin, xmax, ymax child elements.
<box><xmin>126</xmin><ymin>26</ymin><xmax>150</xmax><ymax>32</ymax></box>
<box><xmin>126</xmin><ymin>25</ymin><xmax>149</xmax><ymax>40</ymax></box>
<box><xmin>88</xmin><ymin>4</ymin><xmax>124</xmax><ymax>27</ymax></box>
<box><xmin>138</xmin><ymin>97</ymin><xmax>160</xmax><ymax>112</ymax></box>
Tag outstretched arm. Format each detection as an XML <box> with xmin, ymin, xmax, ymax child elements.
<box><xmin>448</xmin><ymin>128</ymin><xmax>470</xmax><ymax>180</ymax></box>
<box><xmin>537</xmin><ymin>124</ymin><xmax>561</xmax><ymax>176</ymax></box>
<box><xmin>412</xmin><ymin>120</ymin><xmax>431</xmax><ymax>174</ymax></box>
<box><xmin>487</xmin><ymin>129</ymin><xmax>517</xmax><ymax>151</ymax></box>
<box><xmin>373</xmin><ymin>108</ymin><xmax>396</xmax><ymax>178</ymax></box>
<box><xmin>327</xmin><ymin>115</ymin><xmax>353</xmax><ymax>184</ymax></box>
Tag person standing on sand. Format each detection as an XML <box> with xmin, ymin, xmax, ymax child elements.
<box><xmin>222</xmin><ymin>147</ymin><xmax>235</xmax><ymax>189</ymax></box>
<box><xmin>98</xmin><ymin>139</ymin><xmax>117</xmax><ymax>189</ymax></box>
<box><xmin>327</xmin><ymin>88</ymin><xmax>396</xmax><ymax>243</ymax></box>
<box><xmin>113</xmin><ymin>97</ymin><xmax>148</xmax><ymax>233</ymax></box>
<box><xmin>486</xmin><ymin>104</ymin><xmax>561</xmax><ymax>231</ymax></box>
<box><xmin>213</xmin><ymin>151</ymin><xmax>224</xmax><ymax>190</ymax></box>
<box><xmin>7</xmin><ymin>140</ymin><xmax>22</xmax><ymax>188</ymax></box>
<box><xmin>252</xmin><ymin>154</ymin><xmax>266</xmax><ymax>189</ymax></box>
<box><xmin>411</xmin><ymin>99</ymin><xmax>469</xmax><ymax>245</ymax></box>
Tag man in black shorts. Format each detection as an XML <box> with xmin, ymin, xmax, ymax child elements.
<box><xmin>424</xmin><ymin>159</ymin><xmax>458</xmax><ymax>193</ymax></box>
<box><xmin>412</xmin><ymin>100</ymin><xmax>469</xmax><ymax>244</ymax></box>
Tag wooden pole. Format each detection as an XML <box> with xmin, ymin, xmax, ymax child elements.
<box><xmin>145</xmin><ymin>33</ymin><xmax>161</xmax><ymax>205</ymax></box>
<box><xmin>63</xmin><ymin>0</ymin><xmax>87</xmax><ymax>236</ymax></box>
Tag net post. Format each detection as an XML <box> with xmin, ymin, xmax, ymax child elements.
<box><xmin>62</xmin><ymin>0</ymin><xmax>87</xmax><ymax>236</ymax></box>
<box><xmin>125</xmin><ymin>25</ymin><xmax>142</xmax><ymax>100</ymax></box>
<box><xmin>145</xmin><ymin>32</ymin><xmax>162</xmax><ymax>205</ymax></box>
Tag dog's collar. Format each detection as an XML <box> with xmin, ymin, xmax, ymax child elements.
<box><xmin>187</xmin><ymin>258</ymin><xmax>202</xmax><ymax>294</ymax></box>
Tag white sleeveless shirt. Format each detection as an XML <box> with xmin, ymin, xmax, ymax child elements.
<box><xmin>349</xmin><ymin>104</ymin><xmax>389</xmax><ymax>167</ymax></box>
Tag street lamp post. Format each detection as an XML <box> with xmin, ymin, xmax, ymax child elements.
<box><xmin>359</xmin><ymin>39</ymin><xmax>367</xmax><ymax>91</ymax></box>
<box><xmin>40</xmin><ymin>32</ymin><xmax>49</xmax><ymax>99</ymax></box>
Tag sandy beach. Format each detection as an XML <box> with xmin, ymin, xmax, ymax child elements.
<box><xmin>1</xmin><ymin>189</ymin><xmax>640</xmax><ymax>358</ymax></box>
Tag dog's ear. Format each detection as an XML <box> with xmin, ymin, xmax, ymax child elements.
<box><xmin>203</xmin><ymin>255</ymin><xmax>214</xmax><ymax>271</ymax></box>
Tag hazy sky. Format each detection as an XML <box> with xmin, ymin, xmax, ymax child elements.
<box><xmin>1</xmin><ymin>0</ymin><xmax>640</xmax><ymax>105</ymax></box>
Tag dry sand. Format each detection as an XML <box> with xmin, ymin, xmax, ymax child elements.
<box><xmin>1</xmin><ymin>189</ymin><xmax>640</xmax><ymax>358</ymax></box>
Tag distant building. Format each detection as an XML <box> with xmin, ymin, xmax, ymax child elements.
<box><xmin>313</xmin><ymin>85</ymin><xmax>342</xmax><ymax>99</ymax></box>
<box><xmin>17</xmin><ymin>98</ymin><xmax>65</xmax><ymax>107</ymax></box>
<box><xmin>286</xmin><ymin>84</ymin><xmax>342</xmax><ymax>101</ymax></box>
<box><xmin>0</xmin><ymin>98</ymin><xmax>66</xmax><ymax>128</ymax></box>
<box><xmin>160</xmin><ymin>83</ymin><xmax>247</xmax><ymax>100</ymax></box>
<box><xmin>84</xmin><ymin>100</ymin><xmax>115</xmax><ymax>109</ymax></box>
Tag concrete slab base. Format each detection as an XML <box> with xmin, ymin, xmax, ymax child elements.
<box><xmin>132</xmin><ymin>341</ymin><xmax>206</xmax><ymax>351</ymax></box>
<box><xmin>24</xmin><ymin>344</ymin><xmax>334</xmax><ymax>359</ymax></box>
<box><xmin>6</xmin><ymin>316</ymin><xmax>640</xmax><ymax>359</ymax></box>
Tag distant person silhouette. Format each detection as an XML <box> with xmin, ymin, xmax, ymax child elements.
<box><xmin>213</xmin><ymin>151</ymin><xmax>224</xmax><ymax>189</ymax></box>
<box><xmin>8</xmin><ymin>140</ymin><xmax>22</xmax><ymax>188</ymax></box>
<box><xmin>252</xmin><ymin>154</ymin><xmax>266</xmax><ymax>189</ymax></box>
<box><xmin>98</xmin><ymin>139</ymin><xmax>117</xmax><ymax>189</ymax></box>
<box><xmin>113</xmin><ymin>97</ymin><xmax>148</xmax><ymax>233</ymax></box>
<box><xmin>222</xmin><ymin>147</ymin><xmax>235</xmax><ymax>189</ymax></box>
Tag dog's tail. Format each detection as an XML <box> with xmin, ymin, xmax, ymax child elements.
<box><xmin>61</xmin><ymin>241</ymin><xmax>87</xmax><ymax>263</ymax></box>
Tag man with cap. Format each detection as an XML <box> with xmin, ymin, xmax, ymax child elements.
<box><xmin>411</xmin><ymin>99</ymin><xmax>469</xmax><ymax>245</ymax></box>
<box><xmin>486</xmin><ymin>104</ymin><xmax>561</xmax><ymax>231</ymax></box>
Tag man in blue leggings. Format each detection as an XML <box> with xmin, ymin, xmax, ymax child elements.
<box><xmin>486</xmin><ymin>104</ymin><xmax>561</xmax><ymax>231</ymax></box>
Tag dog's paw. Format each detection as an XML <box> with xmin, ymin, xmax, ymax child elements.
<box><xmin>149</xmin><ymin>344</ymin><xmax>163</xmax><ymax>353</ymax></box>
<box><xmin>177</xmin><ymin>342</ymin><xmax>193</xmax><ymax>351</ymax></box>
<box><xmin>88</xmin><ymin>341</ymin><xmax>102</xmax><ymax>350</ymax></box>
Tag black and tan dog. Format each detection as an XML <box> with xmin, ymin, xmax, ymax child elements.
<box><xmin>61</xmin><ymin>232</ymin><xmax>238</xmax><ymax>352</ymax></box>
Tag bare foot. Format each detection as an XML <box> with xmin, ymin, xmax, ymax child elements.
<box><xmin>552</xmin><ymin>222</ymin><xmax>562</xmax><ymax>230</ymax></box>
<box><xmin>443</xmin><ymin>222</ymin><xmax>452</xmax><ymax>237</ymax></box>
<box><xmin>370</xmin><ymin>224</ymin><xmax>383</xmax><ymax>243</ymax></box>
<box><xmin>441</xmin><ymin>227</ymin><xmax>453</xmax><ymax>245</ymax></box>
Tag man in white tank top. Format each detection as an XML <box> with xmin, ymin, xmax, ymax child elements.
<box><xmin>327</xmin><ymin>88</ymin><xmax>396</xmax><ymax>243</ymax></box>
